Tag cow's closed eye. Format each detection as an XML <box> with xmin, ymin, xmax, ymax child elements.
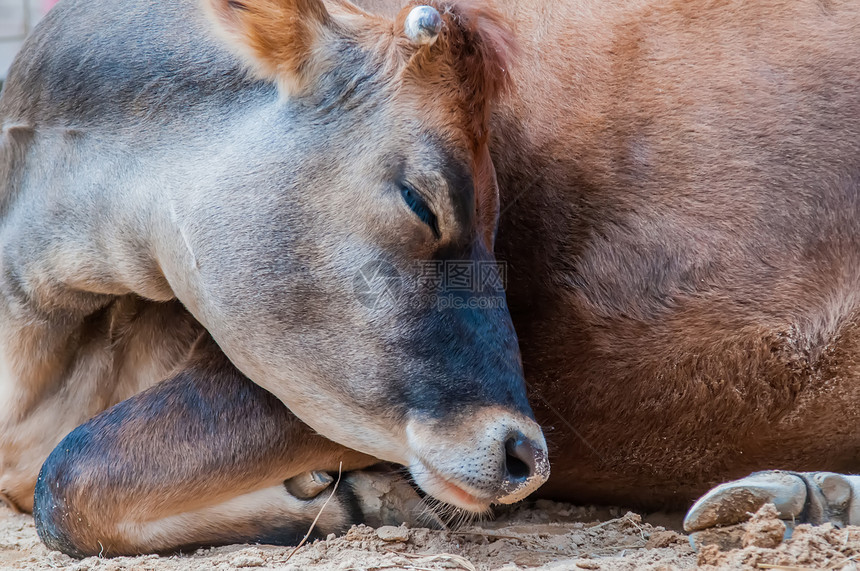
<box><xmin>400</xmin><ymin>185</ymin><xmax>439</xmax><ymax>238</ymax></box>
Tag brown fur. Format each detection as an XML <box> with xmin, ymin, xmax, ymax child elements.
<box><xmin>395</xmin><ymin>0</ymin><xmax>514</xmax><ymax>151</ymax></box>
<box><xmin>398</xmin><ymin>0</ymin><xmax>514</xmax><ymax>247</ymax></box>
<box><xmin>205</xmin><ymin>0</ymin><xmax>333</xmax><ymax>94</ymax></box>
<box><xmin>392</xmin><ymin>0</ymin><xmax>514</xmax><ymax>244</ymax></box>
<box><xmin>482</xmin><ymin>0</ymin><xmax>860</xmax><ymax>509</ymax></box>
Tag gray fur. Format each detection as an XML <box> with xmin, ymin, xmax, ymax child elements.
<box><xmin>0</xmin><ymin>0</ymin><xmax>547</xmax><ymax>521</ymax></box>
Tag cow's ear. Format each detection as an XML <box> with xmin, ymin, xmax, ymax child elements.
<box><xmin>203</xmin><ymin>0</ymin><xmax>334</xmax><ymax>96</ymax></box>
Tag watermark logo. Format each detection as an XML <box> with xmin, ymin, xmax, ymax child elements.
<box><xmin>354</xmin><ymin>260</ymin><xmax>507</xmax><ymax>310</ymax></box>
<box><xmin>353</xmin><ymin>260</ymin><xmax>403</xmax><ymax>310</ymax></box>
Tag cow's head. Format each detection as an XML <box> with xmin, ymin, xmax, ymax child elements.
<box><xmin>171</xmin><ymin>0</ymin><xmax>548</xmax><ymax>511</ymax></box>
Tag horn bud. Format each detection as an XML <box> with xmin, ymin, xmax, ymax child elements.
<box><xmin>404</xmin><ymin>5</ymin><xmax>442</xmax><ymax>46</ymax></box>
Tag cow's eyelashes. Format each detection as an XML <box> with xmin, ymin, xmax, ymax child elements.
<box><xmin>400</xmin><ymin>185</ymin><xmax>440</xmax><ymax>238</ymax></box>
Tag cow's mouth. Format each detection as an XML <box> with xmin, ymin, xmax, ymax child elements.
<box><xmin>408</xmin><ymin>459</ymin><xmax>494</xmax><ymax>513</ymax></box>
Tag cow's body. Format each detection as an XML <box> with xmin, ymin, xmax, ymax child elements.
<box><xmin>488</xmin><ymin>0</ymin><xmax>860</xmax><ymax>510</ymax></box>
<box><xmin>2</xmin><ymin>0</ymin><xmax>860</xmax><ymax>557</ymax></box>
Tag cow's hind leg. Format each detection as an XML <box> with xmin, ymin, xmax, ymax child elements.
<box><xmin>684</xmin><ymin>471</ymin><xmax>860</xmax><ymax>539</ymax></box>
<box><xmin>33</xmin><ymin>336</ymin><xmax>425</xmax><ymax>558</ymax></box>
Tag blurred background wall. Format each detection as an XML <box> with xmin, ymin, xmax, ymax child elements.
<box><xmin>0</xmin><ymin>0</ymin><xmax>56</xmax><ymax>79</ymax></box>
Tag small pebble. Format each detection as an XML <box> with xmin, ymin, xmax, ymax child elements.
<box><xmin>514</xmin><ymin>551</ymin><xmax>548</xmax><ymax>567</ymax></box>
<box><xmin>376</xmin><ymin>525</ymin><xmax>409</xmax><ymax>542</ymax></box>
<box><xmin>327</xmin><ymin>533</ymin><xmax>337</xmax><ymax>541</ymax></box>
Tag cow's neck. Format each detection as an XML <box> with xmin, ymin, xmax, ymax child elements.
<box><xmin>0</xmin><ymin>121</ymin><xmax>184</xmax><ymax>415</ymax></box>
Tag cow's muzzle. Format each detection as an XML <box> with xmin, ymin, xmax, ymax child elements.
<box><xmin>405</xmin><ymin>409</ymin><xmax>550</xmax><ymax>512</ymax></box>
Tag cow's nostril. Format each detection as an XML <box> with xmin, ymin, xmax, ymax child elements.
<box><xmin>504</xmin><ymin>433</ymin><xmax>536</xmax><ymax>483</ymax></box>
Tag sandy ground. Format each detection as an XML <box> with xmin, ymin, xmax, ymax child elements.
<box><xmin>3</xmin><ymin>501</ymin><xmax>860</xmax><ymax>570</ymax></box>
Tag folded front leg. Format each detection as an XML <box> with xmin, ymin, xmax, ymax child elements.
<box><xmin>33</xmin><ymin>336</ymin><xmax>421</xmax><ymax>557</ymax></box>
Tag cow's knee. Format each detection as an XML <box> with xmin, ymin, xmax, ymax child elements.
<box><xmin>33</xmin><ymin>427</ymin><xmax>96</xmax><ymax>558</ymax></box>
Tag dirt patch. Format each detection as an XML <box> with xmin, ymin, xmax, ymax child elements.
<box><xmin>2</xmin><ymin>501</ymin><xmax>860</xmax><ymax>570</ymax></box>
